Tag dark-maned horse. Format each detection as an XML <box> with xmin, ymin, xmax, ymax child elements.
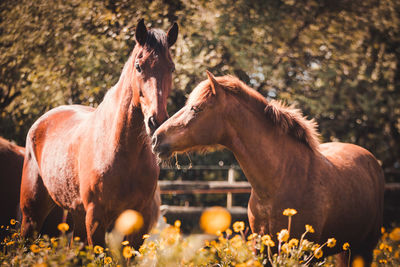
<box><xmin>0</xmin><ymin>137</ymin><xmax>67</xmax><ymax>238</ymax></box>
<box><xmin>20</xmin><ymin>19</ymin><xmax>178</xmax><ymax>247</ymax></box>
<box><xmin>0</xmin><ymin>137</ymin><xmax>25</xmax><ymax>228</ymax></box>
<box><xmin>152</xmin><ymin>71</ymin><xmax>384</xmax><ymax>265</ymax></box>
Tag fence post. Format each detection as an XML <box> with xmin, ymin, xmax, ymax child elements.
<box><xmin>227</xmin><ymin>167</ymin><xmax>235</xmax><ymax>209</ymax></box>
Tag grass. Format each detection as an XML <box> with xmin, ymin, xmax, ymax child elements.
<box><xmin>1</xmin><ymin>208</ymin><xmax>399</xmax><ymax>266</ymax></box>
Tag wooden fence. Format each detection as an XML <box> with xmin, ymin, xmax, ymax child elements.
<box><xmin>158</xmin><ymin>166</ymin><xmax>400</xmax><ymax>230</ymax></box>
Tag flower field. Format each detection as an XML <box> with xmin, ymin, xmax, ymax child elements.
<box><xmin>1</xmin><ymin>208</ymin><xmax>399</xmax><ymax>266</ymax></box>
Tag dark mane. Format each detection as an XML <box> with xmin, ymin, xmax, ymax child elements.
<box><xmin>193</xmin><ymin>75</ymin><xmax>320</xmax><ymax>152</ymax></box>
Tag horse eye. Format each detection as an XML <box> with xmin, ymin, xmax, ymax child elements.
<box><xmin>135</xmin><ymin>62</ymin><xmax>142</xmax><ymax>73</ymax></box>
<box><xmin>191</xmin><ymin>106</ymin><xmax>201</xmax><ymax>114</ymax></box>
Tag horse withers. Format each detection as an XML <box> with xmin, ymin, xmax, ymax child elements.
<box><xmin>152</xmin><ymin>71</ymin><xmax>384</xmax><ymax>265</ymax></box>
<box><xmin>20</xmin><ymin>19</ymin><xmax>178</xmax><ymax>247</ymax></box>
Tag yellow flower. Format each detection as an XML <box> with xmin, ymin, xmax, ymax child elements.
<box><xmin>373</xmin><ymin>249</ymin><xmax>380</xmax><ymax>256</ymax></box>
<box><xmin>301</xmin><ymin>239</ymin><xmax>312</xmax><ymax>248</ymax></box>
<box><xmin>343</xmin><ymin>242</ymin><xmax>350</xmax><ymax>250</ymax></box>
<box><xmin>261</xmin><ymin>234</ymin><xmax>271</xmax><ymax>242</ymax></box>
<box><xmin>233</xmin><ymin>221</ymin><xmax>245</xmax><ymax>232</ymax></box>
<box><xmin>104</xmin><ymin>257</ymin><xmax>112</xmax><ymax>264</ymax></box>
<box><xmin>265</xmin><ymin>239</ymin><xmax>275</xmax><ymax>247</ymax></box>
<box><xmin>30</xmin><ymin>244</ymin><xmax>40</xmax><ymax>253</ymax></box>
<box><xmin>379</xmin><ymin>243</ymin><xmax>392</xmax><ymax>252</ymax></box>
<box><xmin>174</xmin><ymin>220</ymin><xmax>181</xmax><ymax>228</ymax></box>
<box><xmin>38</xmin><ymin>241</ymin><xmax>47</xmax><ymax>248</ymax></box>
<box><xmin>225</xmin><ymin>228</ymin><xmax>232</xmax><ymax>236</ymax></box>
<box><xmin>121</xmin><ymin>240</ymin><xmax>129</xmax><ymax>245</ymax></box>
<box><xmin>281</xmin><ymin>243</ymin><xmax>289</xmax><ymax>253</ymax></box>
<box><xmin>122</xmin><ymin>246</ymin><xmax>134</xmax><ymax>259</ymax></box>
<box><xmin>283</xmin><ymin>208</ymin><xmax>297</xmax><ymax>216</ymax></box>
<box><xmin>6</xmin><ymin>241</ymin><xmax>15</xmax><ymax>246</ymax></box>
<box><xmin>352</xmin><ymin>256</ymin><xmax>364</xmax><ymax>267</ymax></box>
<box><xmin>327</xmin><ymin>238</ymin><xmax>336</xmax><ymax>248</ymax></box>
<box><xmin>114</xmin><ymin>210</ymin><xmax>144</xmax><ymax>235</ymax></box>
<box><xmin>94</xmin><ymin>245</ymin><xmax>104</xmax><ymax>254</ymax></box>
<box><xmin>57</xmin><ymin>223</ymin><xmax>69</xmax><ymax>233</ymax></box>
<box><xmin>11</xmin><ymin>233</ymin><xmax>18</xmax><ymax>239</ymax></box>
<box><xmin>381</xmin><ymin>227</ymin><xmax>385</xmax><ymax>234</ymax></box>
<box><xmin>389</xmin><ymin>227</ymin><xmax>400</xmax><ymax>241</ymax></box>
<box><xmin>305</xmin><ymin>224</ymin><xmax>315</xmax><ymax>233</ymax></box>
<box><xmin>314</xmin><ymin>248</ymin><xmax>323</xmax><ymax>259</ymax></box>
<box><xmin>247</xmin><ymin>233</ymin><xmax>258</xmax><ymax>240</ymax></box>
<box><xmin>288</xmin><ymin>238</ymin><xmax>299</xmax><ymax>248</ymax></box>
<box><xmin>199</xmin><ymin>206</ymin><xmax>231</xmax><ymax>235</ymax></box>
<box><xmin>10</xmin><ymin>219</ymin><xmax>16</xmax><ymax>225</ymax></box>
<box><xmin>74</xmin><ymin>236</ymin><xmax>80</xmax><ymax>242</ymax></box>
<box><xmin>142</xmin><ymin>234</ymin><xmax>150</xmax><ymax>240</ymax></box>
<box><xmin>231</xmin><ymin>236</ymin><xmax>244</xmax><ymax>248</ymax></box>
<box><xmin>277</xmin><ymin>229</ymin><xmax>289</xmax><ymax>242</ymax></box>
<box><xmin>33</xmin><ymin>264</ymin><xmax>47</xmax><ymax>267</ymax></box>
<box><xmin>312</xmin><ymin>244</ymin><xmax>320</xmax><ymax>251</ymax></box>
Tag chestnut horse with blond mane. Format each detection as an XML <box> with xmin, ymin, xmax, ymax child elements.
<box><xmin>153</xmin><ymin>71</ymin><xmax>384</xmax><ymax>265</ymax></box>
<box><xmin>20</xmin><ymin>19</ymin><xmax>178</xmax><ymax>247</ymax></box>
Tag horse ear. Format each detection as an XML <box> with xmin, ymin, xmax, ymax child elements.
<box><xmin>206</xmin><ymin>70</ymin><xmax>218</xmax><ymax>95</ymax></box>
<box><xmin>167</xmin><ymin>22</ymin><xmax>178</xmax><ymax>47</ymax></box>
<box><xmin>135</xmin><ymin>18</ymin><xmax>147</xmax><ymax>46</ymax></box>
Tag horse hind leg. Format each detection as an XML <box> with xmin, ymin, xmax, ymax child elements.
<box><xmin>85</xmin><ymin>202</ymin><xmax>106</xmax><ymax>246</ymax></box>
<box><xmin>72</xmin><ymin>211</ymin><xmax>87</xmax><ymax>243</ymax></box>
<box><xmin>20</xmin><ymin>155</ymin><xmax>55</xmax><ymax>238</ymax></box>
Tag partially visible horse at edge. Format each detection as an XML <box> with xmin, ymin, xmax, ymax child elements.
<box><xmin>0</xmin><ymin>137</ymin><xmax>67</xmax><ymax>238</ymax></box>
<box><xmin>20</xmin><ymin>19</ymin><xmax>178</xmax><ymax>247</ymax></box>
<box><xmin>152</xmin><ymin>71</ymin><xmax>384</xmax><ymax>266</ymax></box>
<box><xmin>0</xmin><ymin>137</ymin><xmax>25</xmax><ymax>229</ymax></box>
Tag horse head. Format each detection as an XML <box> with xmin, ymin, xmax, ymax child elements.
<box><xmin>132</xmin><ymin>19</ymin><xmax>178</xmax><ymax>135</ymax></box>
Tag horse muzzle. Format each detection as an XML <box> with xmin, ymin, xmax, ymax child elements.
<box><xmin>151</xmin><ymin>134</ymin><xmax>172</xmax><ymax>159</ymax></box>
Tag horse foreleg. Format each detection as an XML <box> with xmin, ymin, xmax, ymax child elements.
<box><xmin>128</xmin><ymin>196</ymin><xmax>160</xmax><ymax>249</ymax></box>
<box><xmin>20</xmin><ymin>157</ymin><xmax>55</xmax><ymax>238</ymax></box>
<box><xmin>85</xmin><ymin>203</ymin><xmax>106</xmax><ymax>246</ymax></box>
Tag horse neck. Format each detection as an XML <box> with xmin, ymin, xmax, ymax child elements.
<box><xmin>93</xmin><ymin>54</ymin><xmax>148</xmax><ymax>156</ymax></box>
<box><xmin>222</xmin><ymin>95</ymin><xmax>314</xmax><ymax>200</ymax></box>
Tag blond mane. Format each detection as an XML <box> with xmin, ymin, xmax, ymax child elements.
<box><xmin>190</xmin><ymin>75</ymin><xmax>320</xmax><ymax>152</ymax></box>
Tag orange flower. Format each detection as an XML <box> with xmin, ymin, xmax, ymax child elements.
<box><xmin>30</xmin><ymin>244</ymin><xmax>40</xmax><ymax>253</ymax></box>
<box><xmin>283</xmin><ymin>208</ymin><xmax>297</xmax><ymax>216</ymax></box>
<box><xmin>115</xmin><ymin>210</ymin><xmax>144</xmax><ymax>235</ymax></box>
<box><xmin>233</xmin><ymin>221</ymin><xmax>245</xmax><ymax>232</ymax></box>
<box><xmin>199</xmin><ymin>206</ymin><xmax>231</xmax><ymax>235</ymax></box>
<box><xmin>122</xmin><ymin>246</ymin><xmax>134</xmax><ymax>259</ymax></box>
<box><xmin>57</xmin><ymin>223</ymin><xmax>69</xmax><ymax>233</ymax></box>
<box><xmin>94</xmin><ymin>245</ymin><xmax>104</xmax><ymax>254</ymax></box>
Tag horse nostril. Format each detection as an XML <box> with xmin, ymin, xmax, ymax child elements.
<box><xmin>148</xmin><ymin>116</ymin><xmax>158</xmax><ymax>132</ymax></box>
<box><xmin>152</xmin><ymin>135</ymin><xmax>158</xmax><ymax>146</ymax></box>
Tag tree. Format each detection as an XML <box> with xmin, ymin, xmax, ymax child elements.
<box><xmin>1</xmin><ymin>0</ymin><xmax>399</xmax><ymax>180</ymax></box>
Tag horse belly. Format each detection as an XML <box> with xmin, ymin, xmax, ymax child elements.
<box><xmin>39</xmin><ymin>138</ymin><xmax>82</xmax><ymax>210</ymax></box>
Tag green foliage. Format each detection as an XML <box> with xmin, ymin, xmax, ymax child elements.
<box><xmin>1</xmin><ymin>0</ymin><xmax>399</xmax><ymax>179</ymax></box>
